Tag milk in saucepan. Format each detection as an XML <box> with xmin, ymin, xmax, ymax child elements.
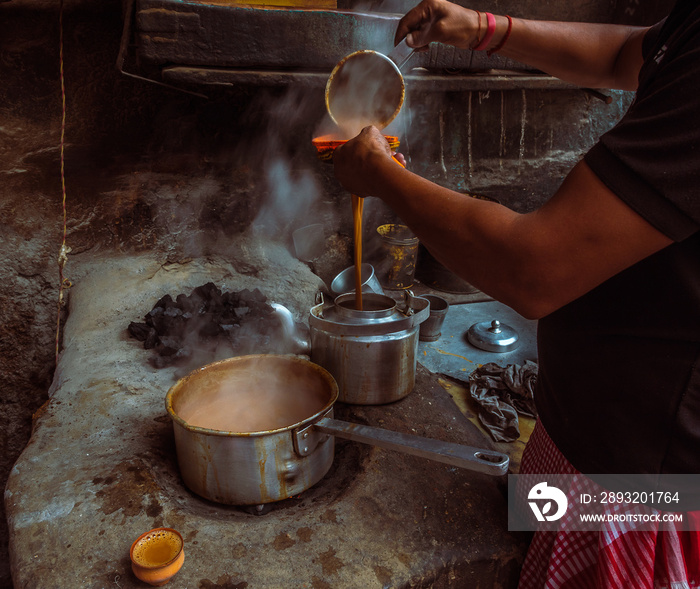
<box><xmin>173</xmin><ymin>358</ymin><xmax>329</xmax><ymax>432</ymax></box>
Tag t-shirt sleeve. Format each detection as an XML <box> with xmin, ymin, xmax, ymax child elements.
<box><xmin>584</xmin><ymin>17</ymin><xmax>700</xmax><ymax>241</ymax></box>
<box><xmin>642</xmin><ymin>18</ymin><xmax>667</xmax><ymax>57</ymax></box>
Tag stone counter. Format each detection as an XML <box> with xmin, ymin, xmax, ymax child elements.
<box><xmin>5</xmin><ymin>251</ymin><xmax>528</xmax><ymax>588</ymax></box>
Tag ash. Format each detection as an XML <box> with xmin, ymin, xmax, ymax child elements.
<box><xmin>128</xmin><ymin>282</ymin><xmax>283</xmax><ymax>369</ymax></box>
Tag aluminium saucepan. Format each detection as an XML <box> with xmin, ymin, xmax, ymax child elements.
<box><xmin>165</xmin><ymin>354</ymin><xmax>508</xmax><ymax>506</ymax></box>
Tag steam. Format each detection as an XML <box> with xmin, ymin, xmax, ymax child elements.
<box><xmin>252</xmin><ymin>158</ymin><xmax>320</xmax><ymax>240</ymax></box>
<box><xmin>172</xmin><ymin>356</ymin><xmax>329</xmax><ymax>433</ymax></box>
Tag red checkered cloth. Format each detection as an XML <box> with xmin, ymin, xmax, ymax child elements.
<box><xmin>518</xmin><ymin>420</ymin><xmax>700</xmax><ymax>589</ymax></box>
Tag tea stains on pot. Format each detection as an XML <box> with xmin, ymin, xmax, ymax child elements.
<box><xmin>256</xmin><ymin>439</ymin><xmax>271</xmax><ymax>504</ymax></box>
<box><xmin>195</xmin><ymin>436</ymin><xmax>224</xmax><ymax>504</ymax></box>
<box><xmin>273</xmin><ymin>437</ymin><xmax>302</xmax><ymax>500</ymax></box>
<box><xmin>257</xmin><ymin>434</ymin><xmax>296</xmax><ymax>504</ymax></box>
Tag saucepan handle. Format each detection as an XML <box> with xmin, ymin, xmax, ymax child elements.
<box><xmin>304</xmin><ymin>416</ymin><xmax>509</xmax><ymax>476</ymax></box>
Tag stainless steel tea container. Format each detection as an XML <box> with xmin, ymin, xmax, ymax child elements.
<box><xmin>309</xmin><ymin>292</ymin><xmax>429</xmax><ymax>404</ymax></box>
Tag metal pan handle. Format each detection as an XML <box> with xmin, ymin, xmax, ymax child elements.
<box><xmin>294</xmin><ymin>416</ymin><xmax>509</xmax><ymax>476</ymax></box>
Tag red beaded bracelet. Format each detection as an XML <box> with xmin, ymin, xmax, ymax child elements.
<box><xmin>487</xmin><ymin>15</ymin><xmax>513</xmax><ymax>56</ymax></box>
<box><xmin>473</xmin><ymin>12</ymin><xmax>496</xmax><ymax>51</ymax></box>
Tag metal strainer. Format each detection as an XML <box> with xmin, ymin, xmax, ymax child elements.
<box><xmin>325</xmin><ymin>38</ymin><xmax>415</xmax><ymax>136</ymax></box>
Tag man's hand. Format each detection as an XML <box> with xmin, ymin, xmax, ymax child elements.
<box><xmin>333</xmin><ymin>126</ymin><xmax>395</xmax><ymax>197</ymax></box>
<box><xmin>395</xmin><ymin>0</ymin><xmax>478</xmax><ymax>51</ymax></box>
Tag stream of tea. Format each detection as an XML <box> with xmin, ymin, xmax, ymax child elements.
<box><xmin>311</xmin><ymin>135</ymin><xmax>402</xmax><ymax>312</ymax></box>
<box><xmin>351</xmin><ymin>154</ymin><xmax>405</xmax><ymax>310</ymax></box>
<box><xmin>352</xmin><ymin>193</ymin><xmax>364</xmax><ymax>310</ymax></box>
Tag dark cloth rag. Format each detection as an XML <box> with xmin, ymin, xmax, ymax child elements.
<box><xmin>468</xmin><ymin>360</ymin><xmax>538</xmax><ymax>442</ymax></box>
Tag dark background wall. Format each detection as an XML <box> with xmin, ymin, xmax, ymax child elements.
<box><xmin>0</xmin><ymin>0</ymin><xmax>672</xmax><ymax>585</ymax></box>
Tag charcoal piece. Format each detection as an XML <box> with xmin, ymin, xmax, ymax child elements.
<box><xmin>130</xmin><ymin>282</ymin><xmax>282</xmax><ymax>370</ymax></box>
<box><xmin>198</xmin><ymin>316</ymin><xmax>223</xmax><ymax>338</ymax></box>
<box><xmin>144</xmin><ymin>328</ymin><xmax>160</xmax><ymax>350</ymax></box>
<box><xmin>176</xmin><ymin>293</ymin><xmax>195</xmax><ymax>313</ymax></box>
<box><xmin>146</xmin><ymin>312</ymin><xmax>168</xmax><ymax>334</ymax></box>
<box><xmin>172</xmin><ymin>346</ymin><xmax>193</xmax><ymax>363</ymax></box>
<box><xmin>207</xmin><ymin>290</ymin><xmax>225</xmax><ymax>314</ymax></box>
<box><xmin>222</xmin><ymin>291</ymin><xmax>239</xmax><ymax>307</ymax></box>
<box><xmin>154</xmin><ymin>294</ymin><xmax>175</xmax><ymax>310</ymax></box>
<box><xmin>189</xmin><ymin>292</ymin><xmax>209</xmax><ymax>314</ymax></box>
<box><xmin>192</xmin><ymin>282</ymin><xmax>221</xmax><ymax>301</ymax></box>
<box><xmin>152</xmin><ymin>312</ymin><xmax>186</xmax><ymax>337</ymax></box>
<box><xmin>251</xmin><ymin>313</ymin><xmax>278</xmax><ymax>334</ymax></box>
<box><xmin>145</xmin><ymin>305</ymin><xmax>163</xmax><ymax>326</ymax></box>
<box><xmin>219</xmin><ymin>310</ymin><xmax>239</xmax><ymax>325</ymax></box>
<box><xmin>128</xmin><ymin>322</ymin><xmax>151</xmax><ymax>341</ymax></box>
<box><xmin>239</xmin><ymin>288</ymin><xmax>266</xmax><ymax>304</ymax></box>
<box><xmin>149</xmin><ymin>354</ymin><xmax>173</xmax><ymax>369</ymax></box>
<box><xmin>164</xmin><ymin>306</ymin><xmax>183</xmax><ymax>318</ymax></box>
<box><xmin>252</xmin><ymin>300</ymin><xmax>273</xmax><ymax>315</ymax></box>
<box><xmin>224</xmin><ymin>323</ymin><xmax>241</xmax><ymax>341</ymax></box>
<box><xmin>158</xmin><ymin>336</ymin><xmax>182</xmax><ymax>356</ymax></box>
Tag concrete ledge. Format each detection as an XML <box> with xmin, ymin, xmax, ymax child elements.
<box><xmin>133</xmin><ymin>0</ymin><xmax>524</xmax><ymax>72</ymax></box>
<box><xmin>5</xmin><ymin>250</ymin><xmax>527</xmax><ymax>588</ymax></box>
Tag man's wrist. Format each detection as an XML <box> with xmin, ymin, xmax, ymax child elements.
<box><xmin>487</xmin><ymin>15</ymin><xmax>514</xmax><ymax>56</ymax></box>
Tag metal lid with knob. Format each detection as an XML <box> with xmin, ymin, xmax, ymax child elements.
<box><xmin>467</xmin><ymin>319</ymin><xmax>520</xmax><ymax>352</ymax></box>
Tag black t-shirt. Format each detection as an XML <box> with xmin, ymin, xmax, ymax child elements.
<box><xmin>536</xmin><ymin>0</ymin><xmax>700</xmax><ymax>489</ymax></box>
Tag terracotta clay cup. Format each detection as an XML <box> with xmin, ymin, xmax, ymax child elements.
<box><xmin>130</xmin><ymin>527</ymin><xmax>184</xmax><ymax>586</ymax></box>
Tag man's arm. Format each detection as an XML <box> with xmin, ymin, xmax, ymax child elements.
<box><xmin>395</xmin><ymin>0</ymin><xmax>649</xmax><ymax>90</ymax></box>
<box><xmin>333</xmin><ymin>127</ymin><xmax>672</xmax><ymax>319</ymax></box>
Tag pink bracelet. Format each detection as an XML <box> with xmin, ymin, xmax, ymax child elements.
<box><xmin>487</xmin><ymin>15</ymin><xmax>513</xmax><ymax>56</ymax></box>
<box><xmin>473</xmin><ymin>12</ymin><xmax>496</xmax><ymax>51</ymax></box>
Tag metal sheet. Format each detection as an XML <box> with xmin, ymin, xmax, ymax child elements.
<box><xmin>417</xmin><ymin>300</ymin><xmax>537</xmax><ymax>380</ymax></box>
